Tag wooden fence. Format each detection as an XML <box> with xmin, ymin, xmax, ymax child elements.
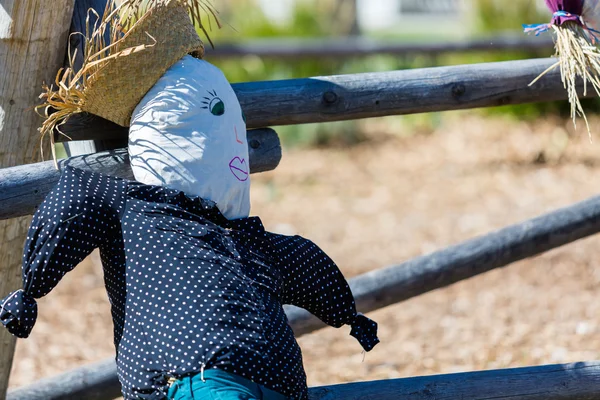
<box><xmin>59</xmin><ymin>57</ymin><xmax>586</xmax><ymax>138</ymax></box>
<box><xmin>3</xmin><ymin>55</ymin><xmax>600</xmax><ymax>399</ymax></box>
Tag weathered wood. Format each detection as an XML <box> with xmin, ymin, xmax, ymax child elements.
<box><xmin>6</xmin><ymin>359</ymin><xmax>120</xmax><ymax>400</ymax></box>
<box><xmin>0</xmin><ymin>1</ymin><xmax>76</xmax><ymax>397</ymax></box>
<box><xmin>8</xmin><ymin>360</ymin><xmax>600</xmax><ymax>400</ymax></box>
<box><xmin>307</xmin><ymin>362</ymin><xmax>600</xmax><ymax>400</ymax></box>
<box><xmin>288</xmin><ymin>192</ymin><xmax>600</xmax><ymax>335</ymax></box>
<box><xmin>205</xmin><ymin>35</ymin><xmax>554</xmax><ymax>59</ymax></box>
<box><xmin>0</xmin><ymin>128</ymin><xmax>281</xmax><ymax>220</ymax></box>
<box><xmin>7</xmin><ymin>191</ymin><xmax>600</xmax><ymax>398</ymax></box>
<box><xmin>61</xmin><ymin>57</ymin><xmax>593</xmax><ymax>137</ymax></box>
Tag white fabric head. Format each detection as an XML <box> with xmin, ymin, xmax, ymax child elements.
<box><xmin>129</xmin><ymin>55</ymin><xmax>250</xmax><ymax>220</ymax></box>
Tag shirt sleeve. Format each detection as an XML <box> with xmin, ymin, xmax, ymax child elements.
<box><xmin>0</xmin><ymin>167</ymin><xmax>126</xmax><ymax>338</ymax></box>
<box><xmin>267</xmin><ymin>233</ymin><xmax>379</xmax><ymax>351</ymax></box>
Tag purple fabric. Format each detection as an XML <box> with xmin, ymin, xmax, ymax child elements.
<box><xmin>545</xmin><ymin>0</ymin><xmax>585</xmax><ymax>25</ymax></box>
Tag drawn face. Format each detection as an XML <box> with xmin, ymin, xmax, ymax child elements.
<box><xmin>203</xmin><ymin>88</ymin><xmax>248</xmax><ymax>181</ymax></box>
<box><xmin>129</xmin><ymin>56</ymin><xmax>251</xmax><ymax>220</ymax></box>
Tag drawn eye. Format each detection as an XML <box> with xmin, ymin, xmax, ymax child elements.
<box><xmin>242</xmin><ymin>111</ymin><xmax>247</xmax><ymax>123</ymax></box>
<box><xmin>209</xmin><ymin>98</ymin><xmax>225</xmax><ymax>116</ymax></box>
<box><xmin>201</xmin><ymin>90</ymin><xmax>225</xmax><ymax>116</ymax></box>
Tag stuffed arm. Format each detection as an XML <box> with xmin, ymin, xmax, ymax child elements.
<box><xmin>268</xmin><ymin>233</ymin><xmax>379</xmax><ymax>351</ymax></box>
<box><xmin>0</xmin><ymin>167</ymin><xmax>125</xmax><ymax>338</ymax></box>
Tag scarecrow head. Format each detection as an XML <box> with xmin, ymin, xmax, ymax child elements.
<box><xmin>128</xmin><ymin>56</ymin><xmax>250</xmax><ymax>220</ymax></box>
<box><xmin>39</xmin><ymin>0</ymin><xmax>250</xmax><ymax>220</ymax></box>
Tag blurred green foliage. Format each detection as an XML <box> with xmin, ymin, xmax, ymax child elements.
<box><xmin>208</xmin><ymin>0</ymin><xmax>344</xmax><ymax>82</ymax></box>
<box><xmin>474</xmin><ymin>0</ymin><xmax>548</xmax><ymax>34</ymax></box>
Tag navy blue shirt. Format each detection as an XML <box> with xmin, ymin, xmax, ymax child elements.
<box><xmin>0</xmin><ymin>167</ymin><xmax>379</xmax><ymax>399</ymax></box>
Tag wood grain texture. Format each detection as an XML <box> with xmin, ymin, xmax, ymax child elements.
<box><xmin>60</xmin><ymin>57</ymin><xmax>588</xmax><ymax>138</ymax></box>
<box><xmin>0</xmin><ymin>1</ymin><xmax>76</xmax><ymax>398</ymax></box>
<box><xmin>204</xmin><ymin>35</ymin><xmax>554</xmax><ymax>59</ymax></box>
<box><xmin>307</xmin><ymin>362</ymin><xmax>600</xmax><ymax>400</ymax></box>
<box><xmin>7</xmin><ymin>359</ymin><xmax>120</xmax><ymax>400</ymax></box>
<box><xmin>7</xmin><ymin>192</ymin><xmax>600</xmax><ymax>398</ymax></box>
<box><xmin>0</xmin><ymin>128</ymin><xmax>281</xmax><ymax>220</ymax></box>
<box><xmin>8</xmin><ymin>361</ymin><xmax>600</xmax><ymax>400</ymax></box>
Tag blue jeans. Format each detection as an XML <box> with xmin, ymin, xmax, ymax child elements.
<box><xmin>167</xmin><ymin>369</ymin><xmax>289</xmax><ymax>400</ymax></box>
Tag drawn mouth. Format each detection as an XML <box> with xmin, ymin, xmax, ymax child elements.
<box><xmin>229</xmin><ymin>157</ymin><xmax>249</xmax><ymax>182</ymax></box>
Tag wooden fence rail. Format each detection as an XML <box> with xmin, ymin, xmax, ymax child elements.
<box><xmin>0</xmin><ymin>129</ymin><xmax>281</xmax><ymax>221</ymax></box>
<box><xmin>60</xmin><ymin>57</ymin><xmax>588</xmax><ymax>140</ymax></box>
<box><xmin>7</xmin><ymin>359</ymin><xmax>120</xmax><ymax>400</ymax></box>
<box><xmin>204</xmin><ymin>35</ymin><xmax>554</xmax><ymax>59</ymax></box>
<box><xmin>8</xmin><ymin>360</ymin><xmax>600</xmax><ymax>400</ymax></box>
<box><xmin>307</xmin><ymin>361</ymin><xmax>600</xmax><ymax>400</ymax></box>
<box><xmin>6</xmin><ymin>165</ymin><xmax>600</xmax><ymax>398</ymax></box>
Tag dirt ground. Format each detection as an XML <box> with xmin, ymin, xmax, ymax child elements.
<box><xmin>8</xmin><ymin>113</ymin><xmax>600</xmax><ymax>394</ymax></box>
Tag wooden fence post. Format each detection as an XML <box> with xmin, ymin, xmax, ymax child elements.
<box><xmin>0</xmin><ymin>1</ymin><xmax>76</xmax><ymax>397</ymax></box>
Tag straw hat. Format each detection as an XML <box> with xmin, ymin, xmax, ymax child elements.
<box><xmin>38</xmin><ymin>0</ymin><xmax>219</xmax><ymax>157</ymax></box>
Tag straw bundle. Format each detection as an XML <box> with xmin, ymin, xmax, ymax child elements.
<box><xmin>525</xmin><ymin>0</ymin><xmax>600</xmax><ymax>138</ymax></box>
<box><xmin>36</xmin><ymin>0</ymin><xmax>220</xmax><ymax>162</ymax></box>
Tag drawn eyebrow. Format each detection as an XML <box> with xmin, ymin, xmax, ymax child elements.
<box><xmin>201</xmin><ymin>92</ymin><xmax>219</xmax><ymax>108</ymax></box>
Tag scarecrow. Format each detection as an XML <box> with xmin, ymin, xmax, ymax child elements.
<box><xmin>0</xmin><ymin>1</ymin><xmax>379</xmax><ymax>399</ymax></box>
<box><xmin>524</xmin><ymin>0</ymin><xmax>600</xmax><ymax>137</ymax></box>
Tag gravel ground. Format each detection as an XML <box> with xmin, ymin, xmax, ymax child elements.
<box><xmin>8</xmin><ymin>113</ymin><xmax>600</xmax><ymax>394</ymax></box>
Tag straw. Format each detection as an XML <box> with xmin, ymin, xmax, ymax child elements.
<box><xmin>36</xmin><ymin>0</ymin><xmax>219</xmax><ymax>165</ymax></box>
<box><xmin>530</xmin><ymin>20</ymin><xmax>600</xmax><ymax>139</ymax></box>
<box><xmin>524</xmin><ymin>0</ymin><xmax>600</xmax><ymax>139</ymax></box>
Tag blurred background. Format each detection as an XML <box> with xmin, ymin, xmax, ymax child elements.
<box><xmin>11</xmin><ymin>0</ymin><xmax>600</xmax><ymax>396</ymax></box>
<box><xmin>205</xmin><ymin>0</ymin><xmax>598</xmax><ymax>146</ymax></box>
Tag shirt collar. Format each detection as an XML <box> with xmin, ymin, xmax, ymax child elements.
<box><xmin>127</xmin><ymin>182</ymin><xmax>266</xmax><ymax>235</ymax></box>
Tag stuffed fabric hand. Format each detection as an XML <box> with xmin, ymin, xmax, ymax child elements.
<box><xmin>0</xmin><ymin>289</ymin><xmax>38</xmax><ymax>338</ymax></box>
<box><xmin>129</xmin><ymin>55</ymin><xmax>251</xmax><ymax>220</ymax></box>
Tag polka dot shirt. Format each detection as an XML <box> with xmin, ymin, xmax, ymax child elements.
<box><xmin>0</xmin><ymin>167</ymin><xmax>379</xmax><ymax>399</ymax></box>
